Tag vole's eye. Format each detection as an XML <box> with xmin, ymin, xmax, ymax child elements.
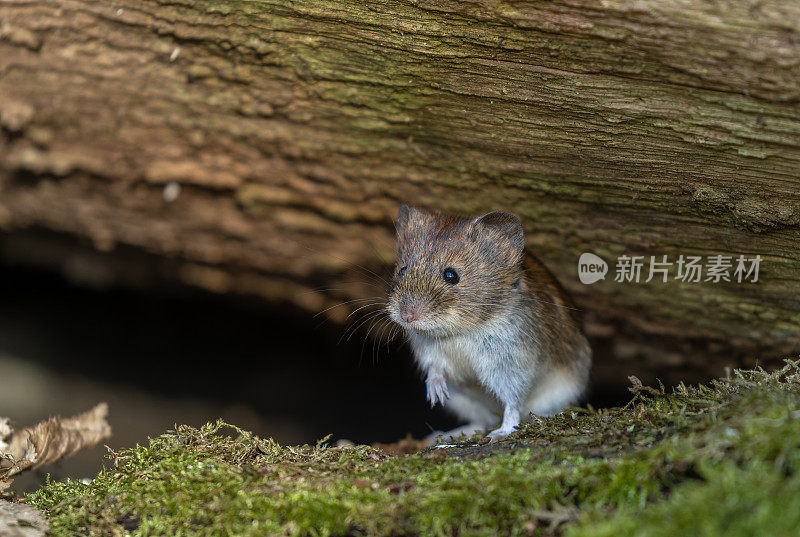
<box><xmin>442</xmin><ymin>267</ymin><xmax>459</xmax><ymax>285</ymax></box>
<box><xmin>399</xmin><ymin>266</ymin><xmax>407</xmax><ymax>276</ymax></box>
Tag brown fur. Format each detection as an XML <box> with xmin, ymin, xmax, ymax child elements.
<box><xmin>388</xmin><ymin>205</ymin><xmax>592</xmax><ymax>439</ymax></box>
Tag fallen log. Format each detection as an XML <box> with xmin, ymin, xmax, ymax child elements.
<box><xmin>1</xmin><ymin>0</ymin><xmax>798</xmax><ymax>381</ymax></box>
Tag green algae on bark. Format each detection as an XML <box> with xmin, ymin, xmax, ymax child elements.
<box><xmin>27</xmin><ymin>361</ymin><xmax>800</xmax><ymax>536</ymax></box>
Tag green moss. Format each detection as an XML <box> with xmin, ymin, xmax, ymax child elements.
<box><xmin>570</xmin><ymin>462</ymin><xmax>800</xmax><ymax>537</ymax></box>
<box><xmin>26</xmin><ymin>362</ymin><xmax>800</xmax><ymax>536</ymax></box>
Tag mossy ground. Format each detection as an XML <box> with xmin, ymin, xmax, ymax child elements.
<box><xmin>26</xmin><ymin>362</ymin><xmax>800</xmax><ymax>536</ymax></box>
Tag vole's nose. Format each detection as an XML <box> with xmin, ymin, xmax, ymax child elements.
<box><xmin>401</xmin><ymin>308</ymin><xmax>420</xmax><ymax>323</ymax></box>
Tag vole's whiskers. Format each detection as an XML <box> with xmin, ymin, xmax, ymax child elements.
<box><xmin>365</xmin><ymin>315</ymin><xmax>394</xmax><ymax>365</ymax></box>
<box><xmin>313</xmin><ymin>296</ymin><xmax>385</xmax><ymax>318</ymax></box>
<box><xmin>299</xmin><ymin>281</ymin><xmax>389</xmax><ymax>297</ymax></box>
<box><xmin>381</xmin><ymin>324</ymin><xmax>398</xmax><ymax>355</ymax></box>
<box><xmin>344</xmin><ymin>300</ymin><xmax>389</xmax><ymax>322</ymax></box>
<box><xmin>293</xmin><ymin>242</ymin><xmax>392</xmax><ymax>290</ymax></box>
<box><xmin>341</xmin><ymin>308</ymin><xmax>388</xmax><ymax>345</ymax></box>
<box><xmin>278</xmin><ymin>233</ymin><xmax>403</xmax><ymax>363</ymax></box>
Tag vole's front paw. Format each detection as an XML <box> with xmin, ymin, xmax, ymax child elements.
<box><xmin>426</xmin><ymin>371</ymin><xmax>449</xmax><ymax>408</ymax></box>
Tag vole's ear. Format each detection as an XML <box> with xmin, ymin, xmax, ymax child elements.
<box><xmin>396</xmin><ymin>205</ymin><xmax>422</xmax><ymax>231</ymax></box>
<box><xmin>397</xmin><ymin>205</ymin><xmax>412</xmax><ymax>226</ymax></box>
<box><xmin>472</xmin><ymin>211</ymin><xmax>525</xmax><ymax>253</ymax></box>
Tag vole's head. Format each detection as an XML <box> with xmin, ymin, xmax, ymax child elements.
<box><xmin>387</xmin><ymin>205</ymin><xmax>525</xmax><ymax>337</ymax></box>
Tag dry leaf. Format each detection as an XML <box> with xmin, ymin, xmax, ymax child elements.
<box><xmin>0</xmin><ymin>403</ymin><xmax>111</xmax><ymax>480</ymax></box>
<box><xmin>628</xmin><ymin>376</ymin><xmax>665</xmax><ymax>397</ymax></box>
<box><xmin>0</xmin><ymin>418</ymin><xmax>11</xmax><ymax>452</ymax></box>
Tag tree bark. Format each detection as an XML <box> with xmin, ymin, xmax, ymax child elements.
<box><xmin>1</xmin><ymin>0</ymin><xmax>799</xmax><ymax>378</ymax></box>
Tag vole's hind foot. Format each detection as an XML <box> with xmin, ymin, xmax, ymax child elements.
<box><xmin>486</xmin><ymin>426</ymin><xmax>516</xmax><ymax>442</ymax></box>
<box><xmin>486</xmin><ymin>405</ymin><xmax>522</xmax><ymax>442</ymax></box>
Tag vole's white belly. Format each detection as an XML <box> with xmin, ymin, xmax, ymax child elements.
<box><xmin>410</xmin><ymin>314</ymin><xmax>528</xmax><ymax>385</ymax></box>
<box><xmin>432</xmin><ymin>336</ymin><xmax>483</xmax><ymax>383</ymax></box>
